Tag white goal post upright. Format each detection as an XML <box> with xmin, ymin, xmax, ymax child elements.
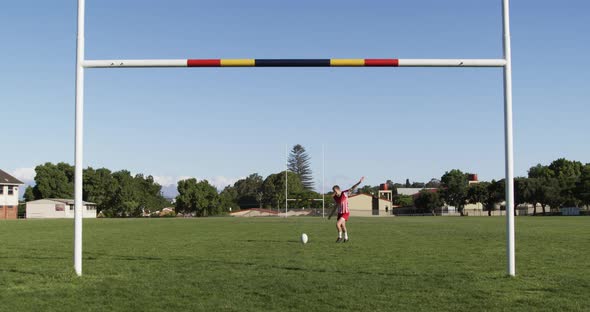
<box><xmin>74</xmin><ymin>0</ymin><xmax>85</xmax><ymax>277</ymax></box>
<box><xmin>322</xmin><ymin>144</ymin><xmax>325</xmax><ymax>218</ymax></box>
<box><xmin>502</xmin><ymin>0</ymin><xmax>516</xmax><ymax>277</ymax></box>
<box><xmin>73</xmin><ymin>0</ymin><xmax>515</xmax><ymax>276</ymax></box>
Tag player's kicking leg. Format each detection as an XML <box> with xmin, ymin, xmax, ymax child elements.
<box><xmin>336</xmin><ymin>217</ymin><xmax>348</xmax><ymax>243</ymax></box>
<box><xmin>340</xmin><ymin>218</ymin><xmax>349</xmax><ymax>242</ymax></box>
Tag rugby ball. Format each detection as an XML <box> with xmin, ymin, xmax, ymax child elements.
<box><xmin>301</xmin><ymin>233</ymin><xmax>309</xmax><ymax>244</ymax></box>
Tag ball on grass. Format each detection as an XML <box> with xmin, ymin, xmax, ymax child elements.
<box><xmin>301</xmin><ymin>233</ymin><xmax>309</xmax><ymax>244</ymax></box>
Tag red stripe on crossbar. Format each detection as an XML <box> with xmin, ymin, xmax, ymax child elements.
<box><xmin>187</xmin><ymin>59</ymin><xmax>221</xmax><ymax>67</ymax></box>
<box><xmin>364</xmin><ymin>59</ymin><xmax>399</xmax><ymax>66</ymax></box>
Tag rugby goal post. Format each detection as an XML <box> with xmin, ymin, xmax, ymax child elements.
<box><xmin>73</xmin><ymin>0</ymin><xmax>516</xmax><ymax>276</ymax></box>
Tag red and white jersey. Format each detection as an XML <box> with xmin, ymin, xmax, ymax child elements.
<box><xmin>334</xmin><ymin>190</ymin><xmax>350</xmax><ymax>214</ymax></box>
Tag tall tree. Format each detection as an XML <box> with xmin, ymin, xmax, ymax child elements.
<box><xmin>440</xmin><ymin>169</ymin><xmax>469</xmax><ymax>216</ymax></box>
<box><xmin>288</xmin><ymin>144</ymin><xmax>314</xmax><ymax>190</ymax></box>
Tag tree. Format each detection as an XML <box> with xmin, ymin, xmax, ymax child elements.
<box><xmin>288</xmin><ymin>144</ymin><xmax>314</xmax><ymax>190</ymax></box>
<box><xmin>533</xmin><ymin>178</ymin><xmax>560</xmax><ymax>215</ymax></box>
<box><xmin>575</xmin><ymin>164</ymin><xmax>590</xmax><ymax>208</ymax></box>
<box><xmin>528</xmin><ymin>164</ymin><xmax>560</xmax><ymax>214</ymax></box>
<box><xmin>195</xmin><ymin>180</ymin><xmax>222</xmax><ymax>216</ymax></box>
<box><xmin>425</xmin><ymin>178</ymin><xmax>441</xmax><ymax>188</ymax></box>
<box><xmin>467</xmin><ymin>180</ymin><xmax>504</xmax><ymax>216</ymax></box>
<box><xmin>548</xmin><ymin>158</ymin><xmax>583</xmax><ymax>207</ymax></box>
<box><xmin>110</xmin><ymin>170</ymin><xmax>141</xmax><ymax>217</ymax></box>
<box><xmin>528</xmin><ymin>164</ymin><xmax>553</xmax><ymax>180</ymax></box>
<box><xmin>386</xmin><ymin>180</ymin><xmax>398</xmax><ymax>195</ymax></box>
<box><xmin>32</xmin><ymin>162</ymin><xmax>74</xmax><ymax>199</ymax></box>
<box><xmin>262</xmin><ymin>171</ymin><xmax>304</xmax><ymax>210</ymax></box>
<box><xmin>414</xmin><ymin>190</ymin><xmax>441</xmax><ymax>214</ymax></box>
<box><xmin>219</xmin><ymin>185</ymin><xmax>239</xmax><ymax>212</ymax></box>
<box><xmin>234</xmin><ymin>174</ymin><xmax>264</xmax><ymax>209</ymax></box>
<box><xmin>484</xmin><ymin>180</ymin><xmax>505</xmax><ymax>216</ymax></box>
<box><xmin>411</xmin><ymin>182</ymin><xmax>425</xmax><ymax>188</ymax></box>
<box><xmin>24</xmin><ymin>186</ymin><xmax>35</xmax><ymax>202</ymax></box>
<box><xmin>133</xmin><ymin>174</ymin><xmax>170</xmax><ymax>213</ymax></box>
<box><xmin>467</xmin><ymin>182</ymin><xmax>488</xmax><ymax>211</ymax></box>
<box><xmin>405</xmin><ymin>179</ymin><xmax>411</xmax><ymax>188</ymax></box>
<box><xmin>440</xmin><ymin>169</ymin><xmax>469</xmax><ymax>216</ymax></box>
<box><xmin>393</xmin><ymin>195</ymin><xmax>413</xmax><ymax>207</ymax></box>
<box><xmin>175</xmin><ymin>179</ymin><xmax>220</xmax><ymax>216</ymax></box>
<box><xmin>514</xmin><ymin>177</ymin><xmax>537</xmax><ymax>215</ymax></box>
<box><xmin>83</xmin><ymin>167</ymin><xmax>117</xmax><ymax>213</ymax></box>
<box><xmin>358</xmin><ymin>185</ymin><xmax>377</xmax><ymax>195</ymax></box>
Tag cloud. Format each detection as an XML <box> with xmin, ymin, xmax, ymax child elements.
<box><xmin>206</xmin><ymin>176</ymin><xmax>243</xmax><ymax>190</ymax></box>
<box><xmin>152</xmin><ymin>175</ymin><xmax>178</xmax><ymax>187</ymax></box>
<box><xmin>11</xmin><ymin>167</ymin><xmax>36</xmax><ymax>183</ymax></box>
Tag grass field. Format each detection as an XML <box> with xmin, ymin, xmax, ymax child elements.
<box><xmin>0</xmin><ymin>216</ymin><xmax>589</xmax><ymax>312</ymax></box>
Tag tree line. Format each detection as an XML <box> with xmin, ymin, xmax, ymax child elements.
<box><xmin>357</xmin><ymin>158</ymin><xmax>590</xmax><ymax>216</ymax></box>
<box><xmin>23</xmin><ymin>145</ymin><xmax>322</xmax><ymax>217</ymax></box>
<box><xmin>24</xmin><ymin>162</ymin><xmax>170</xmax><ymax>217</ymax></box>
<box><xmin>176</xmin><ymin>171</ymin><xmax>325</xmax><ymax>216</ymax></box>
<box><xmin>24</xmin><ymin>154</ymin><xmax>588</xmax><ymax>217</ymax></box>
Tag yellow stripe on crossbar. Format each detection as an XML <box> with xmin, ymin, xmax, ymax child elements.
<box><xmin>221</xmin><ymin>59</ymin><xmax>255</xmax><ymax>66</ymax></box>
<box><xmin>330</xmin><ymin>59</ymin><xmax>365</xmax><ymax>66</ymax></box>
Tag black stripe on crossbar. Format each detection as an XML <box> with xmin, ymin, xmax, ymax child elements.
<box><xmin>255</xmin><ymin>59</ymin><xmax>331</xmax><ymax>67</ymax></box>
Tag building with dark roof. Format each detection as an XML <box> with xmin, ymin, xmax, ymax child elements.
<box><xmin>0</xmin><ymin>169</ymin><xmax>24</xmax><ymax>219</ymax></box>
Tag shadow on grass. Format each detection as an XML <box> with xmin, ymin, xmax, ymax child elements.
<box><xmin>84</xmin><ymin>251</ymin><xmax>173</xmax><ymax>261</ymax></box>
<box><xmin>0</xmin><ymin>255</ymin><xmax>68</xmax><ymax>260</ymax></box>
<box><xmin>239</xmin><ymin>239</ymin><xmax>300</xmax><ymax>244</ymax></box>
<box><xmin>194</xmin><ymin>258</ymin><xmax>423</xmax><ymax>278</ymax></box>
<box><xmin>0</xmin><ymin>268</ymin><xmax>43</xmax><ymax>275</ymax></box>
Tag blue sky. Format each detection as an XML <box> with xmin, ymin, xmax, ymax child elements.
<box><xmin>1</xmin><ymin>0</ymin><xmax>589</xmax><ymax>193</ymax></box>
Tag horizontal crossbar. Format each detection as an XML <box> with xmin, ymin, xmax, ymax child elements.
<box><xmin>83</xmin><ymin>58</ymin><xmax>507</xmax><ymax>68</ymax></box>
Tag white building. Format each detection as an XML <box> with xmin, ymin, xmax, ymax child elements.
<box><xmin>0</xmin><ymin>169</ymin><xmax>24</xmax><ymax>219</ymax></box>
<box><xmin>348</xmin><ymin>194</ymin><xmax>394</xmax><ymax>216</ymax></box>
<box><xmin>26</xmin><ymin>199</ymin><xmax>97</xmax><ymax>219</ymax></box>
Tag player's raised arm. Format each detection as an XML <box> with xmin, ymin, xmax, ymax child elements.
<box><xmin>348</xmin><ymin>176</ymin><xmax>365</xmax><ymax>193</ymax></box>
